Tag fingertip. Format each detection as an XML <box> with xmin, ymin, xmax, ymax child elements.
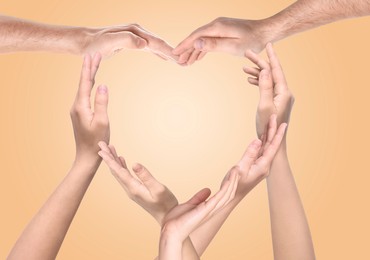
<box><xmin>132</xmin><ymin>163</ymin><xmax>143</xmax><ymax>172</ymax></box>
<box><xmin>98</xmin><ymin>141</ymin><xmax>106</xmax><ymax>148</ymax></box>
<box><xmin>253</xmin><ymin>138</ymin><xmax>263</xmax><ymax>147</ymax></box>
<box><xmin>97</xmin><ymin>85</ymin><xmax>108</xmax><ymax>95</ymax></box>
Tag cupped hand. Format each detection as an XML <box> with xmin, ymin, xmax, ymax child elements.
<box><xmin>244</xmin><ymin>43</ymin><xmax>294</xmax><ymax>140</ymax></box>
<box><xmin>84</xmin><ymin>24</ymin><xmax>178</xmax><ymax>61</ymax></box>
<box><xmin>173</xmin><ymin>17</ymin><xmax>270</xmax><ymax>65</ymax></box>
<box><xmin>221</xmin><ymin>114</ymin><xmax>287</xmax><ymax>199</ymax></box>
<box><xmin>98</xmin><ymin>142</ymin><xmax>178</xmax><ymax>225</ymax></box>
<box><xmin>70</xmin><ymin>53</ymin><xmax>109</xmax><ymax>164</ymax></box>
<box><xmin>158</xmin><ymin>171</ymin><xmax>239</xmax><ymax>260</ymax></box>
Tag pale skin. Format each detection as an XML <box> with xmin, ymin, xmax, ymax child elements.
<box><xmin>0</xmin><ymin>14</ymin><xmax>178</xmax><ymax>61</ymax></box>
<box><xmin>99</xmin><ymin>113</ymin><xmax>287</xmax><ymax>259</ymax></box>
<box><xmin>244</xmin><ymin>43</ymin><xmax>315</xmax><ymax>260</ymax></box>
<box><xmin>173</xmin><ymin>0</ymin><xmax>370</xmax><ymax>65</ymax></box>
<box><xmin>7</xmin><ymin>53</ymin><xmax>109</xmax><ymax>260</ymax></box>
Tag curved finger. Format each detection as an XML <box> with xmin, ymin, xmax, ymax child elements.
<box><xmin>178</xmin><ymin>48</ymin><xmax>194</xmax><ymax>65</ymax></box>
<box><xmin>247</xmin><ymin>77</ymin><xmax>259</xmax><ymax>86</ymax></box>
<box><xmin>237</xmin><ymin>139</ymin><xmax>263</xmax><ymax>172</ymax></box>
<box><xmin>132</xmin><ymin>163</ymin><xmax>163</xmax><ymax>192</ymax></box>
<box><xmin>245</xmin><ymin>49</ymin><xmax>270</xmax><ymax>70</ymax></box>
<box><xmin>187</xmin><ymin>49</ymin><xmax>202</xmax><ymax>65</ymax></box>
<box><xmin>197</xmin><ymin>51</ymin><xmax>207</xmax><ymax>61</ymax></box>
<box><xmin>243</xmin><ymin>66</ymin><xmax>261</xmax><ymax>77</ymax></box>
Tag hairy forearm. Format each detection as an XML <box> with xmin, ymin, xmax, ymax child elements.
<box><xmin>0</xmin><ymin>15</ymin><xmax>91</xmax><ymax>55</ymax></box>
<box><xmin>263</xmin><ymin>0</ymin><xmax>370</xmax><ymax>43</ymax></box>
<box><xmin>267</xmin><ymin>145</ymin><xmax>315</xmax><ymax>260</ymax></box>
<box><xmin>7</xmin><ymin>159</ymin><xmax>99</xmax><ymax>260</ymax></box>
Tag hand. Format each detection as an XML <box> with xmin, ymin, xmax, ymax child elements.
<box><xmin>70</xmin><ymin>53</ymin><xmax>110</xmax><ymax>164</ymax></box>
<box><xmin>244</xmin><ymin>43</ymin><xmax>294</xmax><ymax>141</ymax></box>
<box><xmin>158</xmin><ymin>171</ymin><xmax>239</xmax><ymax>260</ymax></box>
<box><xmin>83</xmin><ymin>24</ymin><xmax>178</xmax><ymax>61</ymax></box>
<box><xmin>221</xmin><ymin>114</ymin><xmax>287</xmax><ymax>199</ymax></box>
<box><xmin>173</xmin><ymin>17</ymin><xmax>271</xmax><ymax>65</ymax></box>
<box><xmin>98</xmin><ymin>142</ymin><xmax>178</xmax><ymax>225</ymax></box>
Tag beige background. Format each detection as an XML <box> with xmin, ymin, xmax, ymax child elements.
<box><xmin>1</xmin><ymin>0</ymin><xmax>370</xmax><ymax>259</ymax></box>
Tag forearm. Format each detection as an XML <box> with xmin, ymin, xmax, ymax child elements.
<box><xmin>0</xmin><ymin>15</ymin><xmax>91</xmax><ymax>55</ymax></box>
<box><xmin>267</xmin><ymin>144</ymin><xmax>315</xmax><ymax>260</ymax></box>
<box><xmin>182</xmin><ymin>237</ymin><xmax>200</xmax><ymax>260</ymax></box>
<box><xmin>159</xmin><ymin>235</ymin><xmax>182</xmax><ymax>260</ymax></box>
<box><xmin>189</xmin><ymin>196</ymin><xmax>242</xmax><ymax>256</ymax></box>
<box><xmin>262</xmin><ymin>0</ymin><xmax>370</xmax><ymax>43</ymax></box>
<box><xmin>8</xmin><ymin>159</ymin><xmax>99</xmax><ymax>260</ymax></box>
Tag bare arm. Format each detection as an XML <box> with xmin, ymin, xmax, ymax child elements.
<box><xmin>8</xmin><ymin>54</ymin><xmax>109</xmax><ymax>259</ymax></box>
<box><xmin>174</xmin><ymin>0</ymin><xmax>370</xmax><ymax>65</ymax></box>
<box><xmin>265</xmin><ymin>0</ymin><xmax>370</xmax><ymax>43</ymax></box>
<box><xmin>0</xmin><ymin>15</ymin><xmax>178</xmax><ymax>60</ymax></box>
<box><xmin>244</xmin><ymin>43</ymin><xmax>315</xmax><ymax>259</ymax></box>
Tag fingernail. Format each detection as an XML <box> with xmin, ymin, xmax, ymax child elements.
<box><xmin>133</xmin><ymin>163</ymin><xmax>143</xmax><ymax>172</ymax></box>
<box><xmin>194</xmin><ymin>39</ymin><xmax>204</xmax><ymax>50</ymax></box>
<box><xmin>98</xmin><ymin>85</ymin><xmax>107</xmax><ymax>94</ymax></box>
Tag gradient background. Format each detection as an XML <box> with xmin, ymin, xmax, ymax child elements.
<box><xmin>1</xmin><ymin>0</ymin><xmax>369</xmax><ymax>259</ymax></box>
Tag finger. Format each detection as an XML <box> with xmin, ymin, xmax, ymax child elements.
<box><xmin>212</xmin><ymin>170</ymin><xmax>238</xmax><ymax>212</ymax></box>
<box><xmin>187</xmin><ymin>49</ymin><xmax>202</xmax><ymax>65</ymax></box>
<box><xmin>93</xmin><ymin>85</ymin><xmax>109</xmax><ymax>123</ymax></box>
<box><xmin>119</xmin><ymin>156</ymin><xmax>128</xmax><ymax>169</ymax></box>
<box><xmin>76</xmin><ymin>54</ymin><xmax>93</xmax><ymax>109</ymax></box>
<box><xmin>194</xmin><ymin>37</ymin><xmax>240</xmax><ymax>55</ymax></box>
<box><xmin>260</xmin><ymin>123</ymin><xmax>287</xmax><ymax>161</ymax></box>
<box><xmin>244</xmin><ymin>49</ymin><xmax>270</xmax><ymax>70</ymax></box>
<box><xmin>197</xmin><ymin>51</ymin><xmax>207</xmax><ymax>61</ymax></box>
<box><xmin>266</xmin><ymin>43</ymin><xmax>288</xmax><ymax>92</ymax></box>
<box><xmin>132</xmin><ymin>163</ymin><xmax>163</xmax><ymax>192</ymax></box>
<box><xmin>98</xmin><ymin>141</ymin><xmax>111</xmax><ymax>153</ymax></box>
<box><xmin>108</xmin><ymin>144</ymin><xmax>124</xmax><ymax>167</ymax></box>
<box><xmin>185</xmin><ymin>188</ymin><xmax>212</xmax><ymax>206</ymax></box>
<box><xmin>173</xmin><ymin>22</ymin><xmax>216</xmax><ymax>55</ymax></box>
<box><xmin>250</xmin><ymin>123</ymin><xmax>287</xmax><ymax>178</ymax></box>
<box><xmin>98</xmin><ymin>150</ymin><xmax>125</xmax><ymax>174</ymax></box>
<box><xmin>258</xmin><ymin>69</ymin><xmax>274</xmax><ymax>106</ymax></box>
<box><xmin>127</xmin><ymin>25</ymin><xmax>179</xmax><ymax>62</ymax></box>
<box><xmin>243</xmin><ymin>66</ymin><xmax>261</xmax><ymax>78</ymax></box>
<box><xmin>247</xmin><ymin>77</ymin><xmax>259</xmax><ymax>86</ymax></box>
<box><xmin>237</xmin><ymin>139</ymin><xmax>263</xmax><ymax>172</ymax></box>
<box><xmin>266</xmin><ymin>114</ymin><xmax>278</xmax><ymax>145</ymax></box>
<box><xmin>178</xmin><ymin>48</ymin><xmax>194</xmax><ymax>65</ymax></box>
<box><xmin>90</xmin><ymin>52</ymin><xmax>102</xmax><ymax>81</ymax></box>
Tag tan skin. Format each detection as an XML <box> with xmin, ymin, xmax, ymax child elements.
<box><xmin>8</xmin><ymin>53</ymin><xmax>110</xmax><ymax>260</ymax></box>
<box><xmin>173</xmin><ymin>0</ymin><xmax>370</xmax><ymax>65</ymax></box>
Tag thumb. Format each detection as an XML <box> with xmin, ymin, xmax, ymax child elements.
<box><xmin>186</xmin><ymin>188</ymin><xmax>211</xmax><ymax>206</ymax></box>
<box><xmin>194</xmin><ymin>37</ymin><xmax>239</xmax><ymax>54</ymax></box>
<box><xmin>94</xmin><ymin>85</ymin><xmax>109</xmax><ymax>121</ymax></box>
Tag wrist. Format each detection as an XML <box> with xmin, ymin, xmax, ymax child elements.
<box><xmin>73</xmin><ymin>154</ymin><xmax>101</xmax><ymax>174</ymax></box>
<box><xmin>73</xmin><ymin>27</ymin><xmax>100</xmax><ymax>55</ymax></box>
